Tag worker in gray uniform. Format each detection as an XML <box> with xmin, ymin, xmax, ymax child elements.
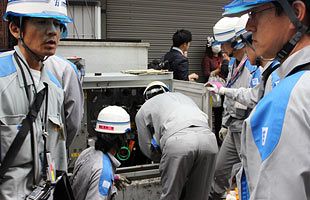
<box><xmin>223</xmin><ymin>0</ymin><xmax>310</xmax><ymax>199</ymax></box>
<box><xmin>71</xmin><ymin>106</ymin><xmax>131</xmax><ymax>200</ymax></box>
<box><xmin>209</xmin><ymin>15</ymin><xmax>261</xmax><ymax>199</ymax></box>
<box><xmin>0</xmin><ymin>1</ymin><xmax>72</xmax><ymax>199</ymax></box>
<box><xmin>207</xmin><ymin>33</ymin><xmax>280</xmax><ymax>110</ymax></box>
<box><xmin>46</xmin><ymin>56</ymin><xmax>84</xmax><ymax>147</ymax></box>
<box><xmin>135</xmin><ymin>81</ymin><xmax>218</xmax><ymax>200</ymax></box>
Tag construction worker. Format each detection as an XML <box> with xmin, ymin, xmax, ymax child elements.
<box><xmin>208</xmin><ymin>15</ymin><xmax>261</xmax><ymax>200</ymax></box>
<box><xmin>163</xmin><ymin>29</ymin><xmax>199</xmax><ymax>81</ymax></box>
<box><xmin>71</xmin><ymin>106</ymin><xmax>131</xmax><ymax>200</ymax></box>
<box><xmin>135</xmin><ymin>81</ymin><xmax>218</xmax><ymax>200</ymax></box>
<box><xmin>206</xmin><ymin>33</ymin><xmax>280</xmax><ymax>109</ymax></box>
<box><xmin>0</xmin><ymin>0</ymin><xmax>72</xmax><ymax>199</ymax></box>
<box><xmin>222</xmin><ymin>0</ymin><xmax>310</xmax><ymax>199</ymax></box>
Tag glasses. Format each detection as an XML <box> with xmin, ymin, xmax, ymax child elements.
<box><xmin>248</xmin><ymin>6</ymin><xmax>276</xmax><ymax>20</ymax></box>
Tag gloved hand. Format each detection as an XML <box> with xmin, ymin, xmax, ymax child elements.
<box><xmin>204</xmin><ymin>81</ymin><xmax>224</xmax><ymax>94</ymax></box>
<box><xmin>219</xmin><ymin>127</ymin><xmax>228</xmax><ymax>141</ymax></box>
<box><xmin>114</xmin><ymin>174</ymin><xmax>132</xmax><ymax>191</ymax></box>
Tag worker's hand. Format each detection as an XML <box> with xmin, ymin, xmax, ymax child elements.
<box><xmin>204</xmin><ymin>81</ymin><xmax>224</xmax><ymax>94</ymax></box>
<box><xmin>114</xmin><ymin>174</ymin><xmax>132</xmax><ymax>191</ymax></box>
<box><xmin>219</xmin><ymin>127</ymin><xmax>228</xmax><ymax>141</ymax></box>
<box><xmin>188</xmin><ymin>73</ymin><xmax>199</xmax><ymax>81</ymax></box>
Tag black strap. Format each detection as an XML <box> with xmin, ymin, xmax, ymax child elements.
<box><xmin>0</xmin><ymin>84</ymin><xmax>47</xmax><ymax>185</ymax></box>
<box><xmin>287</xmin><ymin>63</ymin><xmax>310</xmax><ymax>77</ymax></box>
<box><xmin>259</xmin><ymin>62</ymin><xmax>310</xmax><ymax>101</ymax></box>
<box><xmin>14</xmin><ymin>52</ymin><xmax>30</xmax><ymax>101</ymax></box>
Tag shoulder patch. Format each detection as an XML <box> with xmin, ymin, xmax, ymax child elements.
<box><xmin>0</xmin><ymin>54</ymin><xmax>16</xmax><ymax>77</ymax></box>
<box><xmin>98</xmin><ymin>154</ymin><xmax>114</xmax><ymax>197</ymax></box>
<box><xmin>250</xmin><ymin>71</ymin><xmax>304</xmax><ymax>161</ymax></box>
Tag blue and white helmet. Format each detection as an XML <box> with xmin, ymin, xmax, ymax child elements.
<box><xmin>223</xmin><ymin>0</ymin><xmax>271</xmax><ymax>17</ymax></box>
<box><xmin>3</xmin><ymin>0</ymin><xmax>72</xmax><ymax>38</ymax></box>
<box><xmin>213</xmin><ymin>17</ymin><xmax>239</xmax><ymax>44</ymax></box>
<box><xmin>222</xmin><ymin>0</ymin><xmax>309</xmax><ymax>61</ymax></box>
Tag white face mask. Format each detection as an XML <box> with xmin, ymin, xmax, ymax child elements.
<box><xmin>211</xmin><ymin>45</ymin><xmax>221</xmax><ymax>54</ymax></box>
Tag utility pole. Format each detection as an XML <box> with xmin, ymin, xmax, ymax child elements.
<box><xmin>0</xmin><ymin>0</ymin><xmax>8</xmax><ymax>50</ymax></box>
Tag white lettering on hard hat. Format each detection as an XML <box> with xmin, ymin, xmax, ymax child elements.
<box><xmin>99</xmin><ymin>125</ymin><xmax>114</xmax><ymax>131</ymax></box>
<box><xmin>262</xmin><ymin>127</ymin><xmax>268</xmax><ymax>146</ymax></box>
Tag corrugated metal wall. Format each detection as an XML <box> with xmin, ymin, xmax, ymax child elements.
<box><xmin>106</xmin><ymin>0</ymin><xmax>228</xmax><ymax>82</ymax></box>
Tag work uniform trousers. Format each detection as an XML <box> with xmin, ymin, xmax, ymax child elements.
<box><xmin>213</xmin><ymin>130</ymin><xmax>241</xmax><ymax>195</ymax></box>
<box><xmin>159</xmin><ymin>126</ymin><xmax>218</xmax><ymax>200</ymax></box>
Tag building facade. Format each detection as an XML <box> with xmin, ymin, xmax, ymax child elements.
<box><xmin>0</xmin><ymin>0</ymin><xmax>226</xmax><ymax>81</ymax></box>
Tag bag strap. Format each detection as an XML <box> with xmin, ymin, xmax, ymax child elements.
<box><xmin>287</xmin><ymin>63</ymin><xmax>310</xmax><ymax>77</ymax></box>
<box><xmin>259</xmin><ymin>62</ymin><xmax>310</xmax><ymax>101</ymax></box>
<box><xmin>0</xmin><ymin>59</ymin><xmax>47</xmax><ymax>184</ymax></box>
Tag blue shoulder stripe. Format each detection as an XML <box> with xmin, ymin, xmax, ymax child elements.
<box><xmin>99</xmin><ymin>154</ymin><xmax>113</xmax><ymax>196</ymax></box>
<box><xmin>0</xmin><ymin>54</ymin><xmax>16</xmax><ymax>77</ymax></box>
<box><xmin>228</xmin><ymin>57</ymin><xmax>236</xmax><ymax>70</ymax></box>
<box><xmin>46</xmin><ymin>70</ymin><xmax>62</xmax><ymax>88</ymax></box>
<box><xmin>250</xmin><ymin>71</ymin><xmax>304</xmax><ymax>161</ymax></box>
<box><xmin>245</xmin><ymin>60</ymin><xmax>261</xmax><ymax>87</ymax></box>
<box><xmin>57</xmin><ymin>56</ymin><xmax>80</xmax><ymax>78</ymax></box>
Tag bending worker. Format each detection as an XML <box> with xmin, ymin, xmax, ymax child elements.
<box><xmin>135</xmin><ymin>81</ymin><xmax>218</xmax><ymax>200</ymax></box>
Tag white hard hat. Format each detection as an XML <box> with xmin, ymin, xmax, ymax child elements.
<box><xmin>3</xmin><ymin>0</ymin><xmax>72</xmax><ymax>24</ymax></box>
<box><xmin>95</xmin><ymin>106</ymin><xmax>131</xmax><ymax>134</ymax></box>
<box><xmin>235</xmin><ymin>14</ymin><xmax>249</xmax><ymax>37</ymax></box>
<box><xmin>213</xmin><ymin>17</ymin><xmax>239</xmax><ymax>43</ymax></box>
<box><xmin>143</xmin><ymin>81</ymin><xmax>170</xmax><ymax>100</ymax></box>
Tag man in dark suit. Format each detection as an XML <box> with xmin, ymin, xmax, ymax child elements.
<box><xmin>163</xmin><ymin>29</ymin><xmax>199</xmax><ymax>81</ymax></box>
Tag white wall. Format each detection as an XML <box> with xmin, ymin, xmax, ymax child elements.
<box><xmin>57</xmin><ymin>41</ymin><xmax>149</xmax><ymax>73</ymax></box>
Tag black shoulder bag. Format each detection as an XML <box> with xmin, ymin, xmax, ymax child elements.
<box><xmin>259</xmin><ymin>62</ymin><xmax>310</xmax><ymax>101</ymax></box>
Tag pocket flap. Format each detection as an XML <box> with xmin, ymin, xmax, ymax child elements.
<box><xmin>48</xmin><ymin>116</ymin><xmax>61</xmax><ymax>126</ymax></box>
<box><xmin>0</xmin><ymin>115</ymin><xmax>26</xmax><ymax>125</ymax></box>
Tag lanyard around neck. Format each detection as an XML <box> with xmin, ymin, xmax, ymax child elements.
<box><xmin>226</xmin><ymin>56</ymin><xmax>248</xmax><ymax>88</ymax></box>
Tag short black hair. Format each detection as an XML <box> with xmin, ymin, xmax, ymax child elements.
<box><xmin>172</xmin><ymin>29</ymin><xmax>192</xmax><ymax>47</ymax></box>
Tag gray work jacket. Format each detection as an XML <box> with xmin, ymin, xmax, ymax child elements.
<box><xmin>223</xmin><ymin>61</ymin><xmax>280</xmax><ymax>109</ymax></box>
<box><xmin>135</xmin><ymin>92</ymin><xmax>211</xmax><ymax>160</ymax></box>
<box><xmin>0</xmin><ymin>47</ymin><xmax>66</xmax><ymax>200</ymax></box>
<box><xmin>240</xmin><ymin>46</ymin><xmax>310</xmax><ymax>200</ymax></box>
<box><xmin>71</xmin><ymin>147</ymin><xmax>120</xmax><ymax>200</ymax></box>
<box><xmin>222</xmin><ymin>55</ymin><xmax>260</xmax><ymax>132</ymax></box>
<box><xmin>46</xmin><ymin>55</ymin><xmax>84</xmax><ymax>147</ymax></box>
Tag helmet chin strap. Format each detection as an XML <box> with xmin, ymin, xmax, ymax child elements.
<box><xmin>260</xmin><ymin>0</ymin><xmax>309</xmax><ymax>86</ymax></box>
<box><xmin>20</xmin><ymin>37</ymin><xmax>49</xmax><ymax>64</ymax></box>
<box><xmin>18</xmin><ymin>17</ymin><xmax>49</xmax><ymax>68</ymax></box>
<box><xmin>275</xmin><ymin>0</ymin><xmax>309</xmax><ymax>61</ymax></box>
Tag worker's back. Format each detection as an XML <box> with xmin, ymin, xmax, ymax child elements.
<box><xmin>136</xmin><ymin>92</ymin><xmax>210</xmax><ymax>148</ymax></box>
